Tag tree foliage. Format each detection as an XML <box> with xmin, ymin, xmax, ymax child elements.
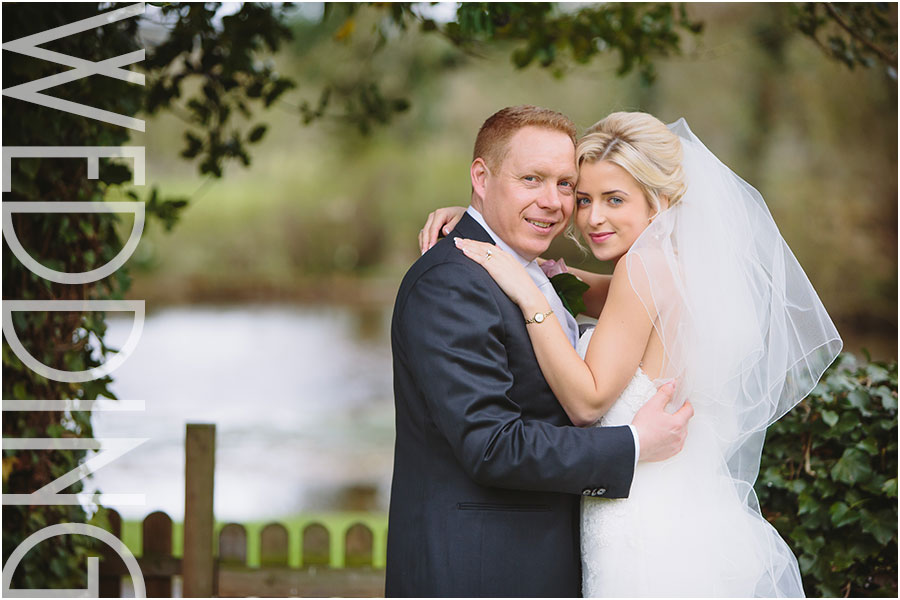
<box><xmin>792</xmin><ymin>2</ymin><xmax>897</xmax><ymax>76</ymax></box>
<box><xmin>757</xmin><ymin>354</ymin><xmax>898</xmax><ymax>597</ymax></box>
<box><xmin>144</xmin><ymin>2</ymin><xmax>296</xmax><ymax>179</ymax></box>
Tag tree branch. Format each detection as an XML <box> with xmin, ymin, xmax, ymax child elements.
<box><xmin>824</xmin><ymin>3</ymin><xmax>897</xmax><ymax>68</ymax></box>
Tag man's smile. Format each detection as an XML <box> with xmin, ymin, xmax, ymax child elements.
<box><xmin>525</xmin><ymin>218</ymin><xmax>556</xmax><ymax>230</ymax></box>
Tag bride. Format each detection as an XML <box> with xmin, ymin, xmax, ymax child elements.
<box><xmin>419</xmin><ymin>112</ymin><xmax>842</xmax><ymax>597</ymax></box>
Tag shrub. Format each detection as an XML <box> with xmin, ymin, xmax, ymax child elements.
<box><xmin>757</xmin><ymin>353</ymin><xmax>898</xmax><ymax>597</ymax></box>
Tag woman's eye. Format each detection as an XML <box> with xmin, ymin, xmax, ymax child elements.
<box><xmin>608</xmin><ymin>196</ymin><xmax>624</xmax><ymax>206</ymax></box>
<box><xmin>576</xmin><ymin>196</ymin><xmax>591</xmax><ymax>207</ymax></box>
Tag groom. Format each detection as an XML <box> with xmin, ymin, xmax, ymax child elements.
<box><xmin>386</xmin><ymin>106</ymin><xmax>691</xmax><ymax>597</ymax></box>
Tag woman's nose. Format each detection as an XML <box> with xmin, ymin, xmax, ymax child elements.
<box><xmin>590</xmin><ymin>205</ymin><xmax>607</xmax><ymax>226</ymax></box>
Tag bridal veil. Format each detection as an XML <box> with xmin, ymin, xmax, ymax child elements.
<box><xmin>625</xmin><ymin>118</ymin><xmax>843</xmax><ymax>596</ymax></box>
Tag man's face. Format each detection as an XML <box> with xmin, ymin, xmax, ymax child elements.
<box><xmin>476</xmin><ymin>126</ymin><xmax>577</xmax><ymax>261</ymax></box>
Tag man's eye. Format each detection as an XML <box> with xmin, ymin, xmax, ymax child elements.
<box><xmin>559</xmin><ymin>181</ymin><xmax>574</xmax><ymax>191</ymax></box>
<box><xmin>524</xmin><ymin>175</ymin><xmax>539</xmax><ymax>182</ymax></box>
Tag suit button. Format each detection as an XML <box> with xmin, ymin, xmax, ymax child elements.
<box><xmin>597</xmin><ymin>488</ymin><xmax>606</xmax><ymax>496</ymax></box>
<box><xmin>582</xmin><ymin>489</ymin><xmax>591</xmax><ymax>496</ymax></box>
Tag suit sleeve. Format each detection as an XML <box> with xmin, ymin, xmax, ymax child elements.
<box><xmin>396</xmin><ymin>262</ymin><xmax>635</xmax><ymax>498</ymax></box>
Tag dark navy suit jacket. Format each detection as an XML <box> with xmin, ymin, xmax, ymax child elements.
<box><xmin>385</xmin><ymin>213</ymin><xmax>635</xmax><ymax>597</ymax></box>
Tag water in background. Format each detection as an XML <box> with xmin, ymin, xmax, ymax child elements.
<box><xmin>83</xmin><ymin>304</ymin><xmax>395</xmax><ymax>521</ymax></box>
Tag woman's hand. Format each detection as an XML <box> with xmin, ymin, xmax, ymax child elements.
<box><xmin>454</xmin><ymin>237</ymin><xmax>546</xmax><ymax>311</ymax></box>
<box><xmin>419</xmin><ymin>206</ymin><xmax>466</xmax><ymax>255</ymax></box>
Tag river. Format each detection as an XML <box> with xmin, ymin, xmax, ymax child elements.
<box><xmin>83</xmin><ymin>304</ymin><xmax>395</xmax><ymax>521</ymax></box>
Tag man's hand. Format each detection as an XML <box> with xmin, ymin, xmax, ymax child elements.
<box><xmin>631</xmin><ymin>381</ymin><xmax>693</xmax><ymax>462</ymax></box>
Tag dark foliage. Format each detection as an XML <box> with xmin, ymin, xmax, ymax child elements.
<box><xmin>757</xmin><ymin>354</ymin><xmax>898</xmax><ymax>597</ymax></box>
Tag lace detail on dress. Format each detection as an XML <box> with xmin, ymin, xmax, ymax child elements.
<box><xmin>581</xmin><ymin>366</ymin><xmax>657</xmax><ymax>595</ymax></box>
<box><xmin>595</xmin><ymin>367</ymin><xmax>656</xmax><ymax>427</ymax></box>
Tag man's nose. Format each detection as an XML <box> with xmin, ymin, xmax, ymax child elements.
<box><xmin>536</xmin><ymin>184</ymin><xmax>562</xmax><ymax>211</ymax></box>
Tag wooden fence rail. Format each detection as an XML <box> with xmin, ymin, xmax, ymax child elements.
<box><xmin>98</xmin><ymin>423</ymin><xmax>385</xmax><ymax>597</ymax></box>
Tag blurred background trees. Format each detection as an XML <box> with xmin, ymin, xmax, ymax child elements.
<box><xmin>133</xmin><ymin>1</ymin><xmax>897</xmax><ymax>357</ymax></box>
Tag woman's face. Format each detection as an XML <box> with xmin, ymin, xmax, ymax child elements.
<box><xmin>575</xmin><ymin>160</ymin><xmax>655</xmax><ymax>263</ymax></box>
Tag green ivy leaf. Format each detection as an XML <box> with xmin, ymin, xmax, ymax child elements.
<box><xmin>821</xmin><ymin>409</ymin><xmax>839</xmax><ymax>427</ymax></box>
<box><xmin>876</xmin><ymin>385</ymin><xmax>898</xmax><ymax>410</ymax></box>
<box><xmin>847</xmin><ymin>388</ymin><xmax>873</xmax><ymax>416</ymax></box>
<box><xmin>855</xmin><ymin>436</ymin><xmax>879</xmax><ymax>456</ymax></box>
<box><xmin>828</xmin><ymin>501</ymin><xmax>860</xmax><ymax>527</ymax></box>
<box><xmin>865</xmin><ymin>364</ymin><xmax>890</xmax><ymax>385</ymax></box>
<box><xmin>831</xmin><ymin>447</ymin><xmax>871</xmax><ymax>485</ymax></box>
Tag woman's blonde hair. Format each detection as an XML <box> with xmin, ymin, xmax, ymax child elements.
<box><xmin>577</xmin><ymin>111</ymin><xmax>686</xmax><ymax>214</ymax></box>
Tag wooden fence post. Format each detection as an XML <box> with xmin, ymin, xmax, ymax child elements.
<box><xmin>183</xmin><ymin>423</ymin><xmax>215</xmax><ymax>597</ymax></box>
<box><xmin>98</xmin><ymin>508</ymin><xmax>123</xmax><ymax>597</ymax></box>
<box><xmin>142</xmin><ymin>511</ymin><xmax>173</xmax><ymax>597</ymax></box>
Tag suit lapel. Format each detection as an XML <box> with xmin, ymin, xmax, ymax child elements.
<box><xmin>451</xmin><ymin>212</ymin><xmax>496</xmax><ymax>245</ymax></box>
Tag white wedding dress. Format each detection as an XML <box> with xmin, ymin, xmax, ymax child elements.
<box><xmin>577</xmin><ymin>328</ymin><xmax>806</xmax><ymax>598</ymax></box>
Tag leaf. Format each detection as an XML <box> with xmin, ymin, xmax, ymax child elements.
<box><xmin>881</xmin><ymin>478</ymin><xmax>897</xmax><ymax>498</ymax></box>
<box><xmin>334</xmin><ymin>17</ymin><xmax>355</xmax><ymax>41</ymax></box>
<box><xmin>847</xmin><ymin>388</ymin><xmax>872</xmax><ymax>416</ymax></box>
<box><xmin>549</xmin><ymin>272</ymin><xmax>590</xmax><ymax>317</ymax></box>
<box><xmin>855</xmin><ymin>436</ymin><xmax>879</xmax><ymax>456</ymax></box>
<box><xmin>875</xmin><ymin>385</ymin><xmax>897</xmax><ymax>411</ymax></box>
<box><xmin>821</xmin><ymin>409</ymin><xmax>839</xmax><ymax>427</ymax></box>
<box><xmin>2</xmin><ymin>456</ymin><xmax>19</xmax><ymax>483</ymax></box>
<box><xmin>865</xmin><ymin>364</ymin><xmax>890</xmax><ymax>384</ymax></box>
<box><xmin>248</xmin><ymin>124</ymin><xmax>267</xmax><ymax>143</ymax></box>
<box><xmin>828</xmin><ymin>501</ymin><xmax>860</xmax><ymax>527</ymax></box>
<box><xmin>831</xmin><ymin>447</ymin><xmax>871</xmax><ymax>485</ymax></box>
<box><xmin>859</xmin><ymin>508</ymin><xmax>896</xmax><ymax>545</ymax></box>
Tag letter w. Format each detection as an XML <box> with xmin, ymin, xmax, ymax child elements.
<box><xmin>1</xmin><ymin>3</ymin><xmax>146</xmax><ymax>131</ymax></box>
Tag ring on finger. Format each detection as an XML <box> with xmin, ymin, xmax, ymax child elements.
<box><xmin>485</xmin><ymin>249</ymin><xmax>493</xmax><ymax>260</ymax></box>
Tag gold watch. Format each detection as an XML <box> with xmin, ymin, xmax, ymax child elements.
<box><xmin>525</xmin><ymin>309</ymin><xmax>553</xmax><ymax>325</ymax></box>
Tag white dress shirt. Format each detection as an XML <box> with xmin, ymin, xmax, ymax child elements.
<box><xmin>464</xmin><ymin>206</ymin><xmax>641</xmax><ymax>466</ymax></box>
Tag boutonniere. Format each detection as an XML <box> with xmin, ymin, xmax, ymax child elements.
<box><xmin>540</xmin><ymin>258</ymin><xmax>589</xmax><ymax>318</ymax></box>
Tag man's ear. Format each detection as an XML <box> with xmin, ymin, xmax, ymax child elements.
<box><xmin>471</xmin><ymin>157</ymin><xmax>489</xmax><ymax>204</ymax></box>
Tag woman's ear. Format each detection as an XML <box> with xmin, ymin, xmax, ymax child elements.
<box><xmin>649</xmin><ymin>195</ymin><xmax>669</xmax><ymax>221</ymax></box>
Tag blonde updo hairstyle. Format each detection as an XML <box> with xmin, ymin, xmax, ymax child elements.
<box><xmin>577</xmin><ymin>111</ymin><xmax>686</xmax><ymax>216</ymax></box>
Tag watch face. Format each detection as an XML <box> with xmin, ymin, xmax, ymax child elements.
<box><xmin>535</xmin><ymin>313</ymin><xmax>544</xmax><ymax>323</ymax></box>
